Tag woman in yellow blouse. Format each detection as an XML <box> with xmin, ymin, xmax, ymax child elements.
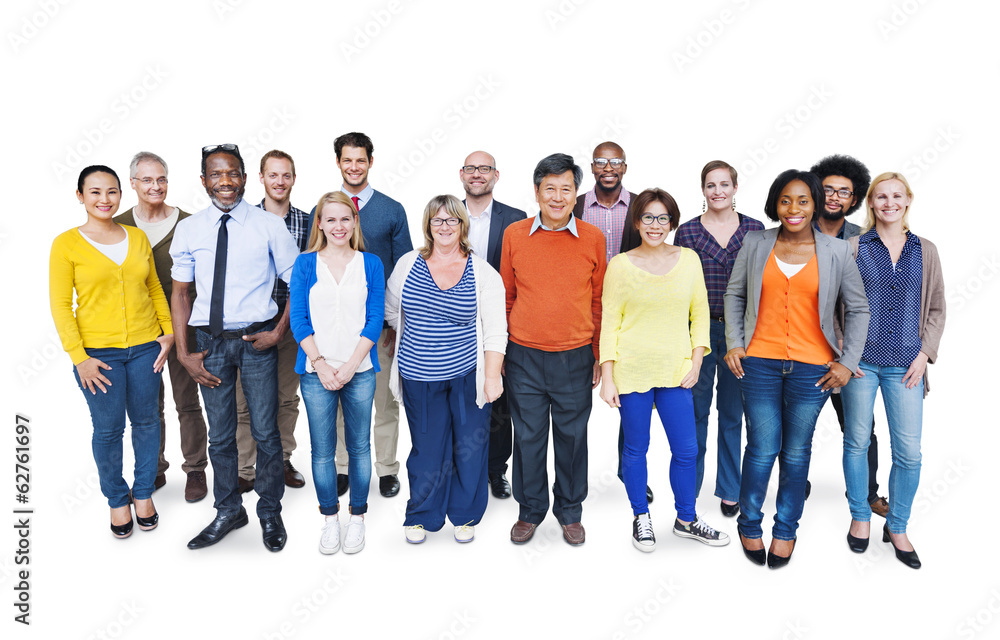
<box><xmin>49</xmin><ymin>165</ymin><xmax>174</xmax><ymax>539</ymax></box>
<box><xmin>600</xmin><ymin>188</ymin><xmax>730</xmax><ymax>552</ymax></box>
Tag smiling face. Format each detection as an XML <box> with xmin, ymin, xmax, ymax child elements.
<box><xmin>260</xmin><ymin>157</ymin><xmax>295</xmax><ymax>204</ymax></box>
<box><xmin>535</xmin><ymin>170</ymin><xmax>577</xmax><ymax>229</ymax></box>
<box><xmin>318</xmin><ymin>202</ymin><xmax>357</xmax><ymax>249</ymax></box>
<box><xmin>638</xmin><ymin>200</ymin><xmax>672</xmax><ymax>248</ymax></box>
<box><xmin>460</xmin><ymin>151</ymin><xmax>498</xmax><ymax>197</ymax></box>
<box><xmin>201</xmin><ymin>152</ymin><xmax>246</xmax><ymax>212</ymax></box>
<box><xmin>338</xmin><ymin>145</ymin><xmax>371</xmax><ymax>193</ymax></box>
<box><xmin>702</xmin><ymin>167</ymin><xmax>737</xmax><ymax>213</ymax></box>
<box><xmin>776</xmin><ymin>179</ymin><xmax>814</xmax><ymax>233</ymax></box>
<box><xmin>869</xmin><ymin>178</ymin><xmax>912</xmax><ymax>227</ymax></box>
<box><xmin>592</xmin><ymin>145</ymin><xmax>626</xmax><ymax>194</ymax></box>
<box><xmin>430</xmin><ymin>206</ymin><xmax>461</xmax><ymax>252</ymax></box>
<box><xmin>820</xmin><ymin>174</ymin><xmax>856</xmax><ymax>221</ymax></box>
<box><xmin>77</xmin><ymin>171</ymin><xmax>122</xmax><ymax>221</ymax></box>
<box><xmin>131</xmin><ymin>159</ymin><xmax>168</xmax><ymax>208</ymax></box>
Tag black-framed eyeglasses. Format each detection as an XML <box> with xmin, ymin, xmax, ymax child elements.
<box><xmin>593</xmin><ymin>158</ymin><xmax>625</xmax><ymax>169</ymax></box>
<box><xmin>430</xmin><ymin>218</ymin><xmax>461</xmax><ymax>226</ymax></box>
<box><xmin>461</xmin><ymin>165</ymin><xmax>495</xmax><ymax>174</ymax></box>
<box><xmin>823</xmin><ymin>186</ymin><xmax>854</xmax><ymax>199</ymax></box>
<box><xmin>640</xmin><ymin>213</ymin><xmax>671</xmax><ymax>226</ymax></box>
<box><xmin>202</xmin><ymin>143</ymin><xmax>240</xmax><ymax>157</ymax></box>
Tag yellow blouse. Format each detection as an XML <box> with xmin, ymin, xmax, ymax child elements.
<box><xmin>600</xmin><ymin>248</ymin><xmax>710</xmax><ymax>394</ymax></box>
<box><xmin>49</xmin><ymin>225</ymin><xmax>172</xmax><ymax>365</ymax></box>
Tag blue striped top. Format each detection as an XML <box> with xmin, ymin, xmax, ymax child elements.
<box><xmin>398</xmin><ymin>256</ymin><xmax>477</xmax><ymax>381</ymax></box>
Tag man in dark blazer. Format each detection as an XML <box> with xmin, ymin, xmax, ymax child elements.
<box><xmin>461</xmin><ymin>150</ymin><xmax>527</xmax><ymax>499</ymax></box>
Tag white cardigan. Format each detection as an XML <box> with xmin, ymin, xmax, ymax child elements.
<box><xmin>385</xmin><ymin>250</ymin><xmax>508</xmax><ymax>408</ymax></box>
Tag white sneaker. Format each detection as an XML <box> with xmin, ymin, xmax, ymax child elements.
<box><xmin>672</xmin><ymin>515</ymin><xmax>731</xmax><ymax>547</ymax></box>
<box><xmin>404</xmin><ymin>525</ymin><xmax>426</xmax><ymax>544</ymax></box>
<box><xmin>454</xmin><ymin>523</ymin><xmax>475</xmax><ymax>543</ymax></box>
<box><xmin>319</xmin><ymin>515</ymin><xmax>340</xmax><ymax>554</ymax></box>
<box><xmin>343</xmin><ymin>515</ymin><xmax>365</xmax><ymax>554</ymax></box>
<box><xmin>632</xmin><ymin>513</ymin><xmax>656</xmax><ymax>552</ymax></box>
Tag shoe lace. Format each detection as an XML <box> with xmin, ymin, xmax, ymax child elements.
<box><xmin>405</xmin><ymin>525</ymin><xmax>424</xmax><ymax>531</ymax></box>
<box><xmin>456</xmin><ymin>521</ymin><xmax>474</xmax><ymax>534</ymax></box>
<box><xmin>636</xmin><ymin>514</ymin><xmax>653</xmax><ymax>539</ymax></box>
<box><xmin>321</xmin><ymin>519</ymin><xmax>339</xmax><ymax>541</ymax></box>
<box><xmin>692</xmin><ymin>517</ymin><xmax>718</xmax><ymax>537</ymax></box>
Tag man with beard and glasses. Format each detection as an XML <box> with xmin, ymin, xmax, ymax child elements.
<box><xmin>170</xmin><ymin>144</ymin><xmax>299</xmax><ymax>551</ymax></box>
<box><xmin>572</xmin><ymin>141</ymin><xmax>651</xmax><ymax>504</ymax></box>
<box><xmin>806</xmin><ymin>154</ymin><xmax>887</xmax><ymax>519</ymax></box>
<box><xmin>459</xmin><ymin>150</ymin><xmax>526</xmax><ymax>499</ymax></box>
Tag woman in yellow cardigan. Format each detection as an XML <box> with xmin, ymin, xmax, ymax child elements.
<box><xmin>599</xmin><ymin>188</ymin><xmax>730</xmax><ymax>553</ymax></box>
<box><xmin>49</xmin><ymin>165</ymin><xmax>174</xmax><ymax>539</ymax></box>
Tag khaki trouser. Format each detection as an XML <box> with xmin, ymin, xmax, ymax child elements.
<box><xmin>156</xmin><ymin>330</ymin><xmax>209</xmax><ymax>475</ymax></box>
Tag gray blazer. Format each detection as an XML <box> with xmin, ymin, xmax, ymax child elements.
<box><xmin>724</xmin><ymin>227</ymin><xmax>870</xmax><ymax>373</ymax></box>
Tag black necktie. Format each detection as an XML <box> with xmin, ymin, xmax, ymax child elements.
<box><xmin>209</xmin><ymin>213</ymin><xmax>231</xmax><ymax>337</ymax></box>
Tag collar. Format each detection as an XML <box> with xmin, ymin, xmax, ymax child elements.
<box><xmin>859</xmin><ymin>228</ymin><xmax>917</xmax><ymax>247</ymax></box>
<box><xmin>342</xmin><ymin>183</ymin><xmax>374</xmax><ymax>206</ymax></box>
<box><xmin>211</xmin><ymin>198</ymin><xmax>249</xmax><ymax>225</ymax></box>
<box><xmin>465</xmin><ymin>198</ymin><xmax>493</xmax><ymax>220</ymax></box>
<box><xmin>584</xmin><ymin>186</ymin><xmax>630</xmax><ymax>209</ymax></box>
<box><xmin>257</xmin><ymin>198</ymin><xmax>304</xmax><ymax>218</ymax></box>
<box><xmin>530</xmin><ymin>213</ymin><xmax>579</xmax><ymax>237</ymax></box>
<box><xmin>813</xmin><ymin>218</ymin><xmax>847</xmax><ymax>239</ymax></box>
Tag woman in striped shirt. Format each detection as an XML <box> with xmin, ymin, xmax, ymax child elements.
<box><xmin>385</xmin><ymin>194</ymin><xmax>507</xmax><ymax>544</ymax></box>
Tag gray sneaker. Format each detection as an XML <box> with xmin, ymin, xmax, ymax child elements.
<box><xmin>672</xmin><ymin>516</ymin><xmax>730</xmax><ymax>547</ymax></box>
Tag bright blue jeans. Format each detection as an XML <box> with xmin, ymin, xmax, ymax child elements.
<box><xmin>737</xmin><ymin>357</ymin><xmax>831</xmax><ymax>541</ymax></box>
<box><xmin>196</xmin><ymin>328</ymin><xmax>284</xmax><ymax>519</ymax></box>
<box><xmin>619</xmin><ymin>387</ymin><xmax>698</xmax><ymax>521</ymax></box>
<box><xmin>74</xmin><ymin>341</ymin><xmax>161</xmax><ymax>508</ymax></box>
<box><xmin>841</xmin><ymin>360</ymin><xmax>923</xmax><ymax>534</ymax></box>
<box><xmin>300</xmin><ymin>369</ymin><xmax>375</xmax><ymax>515</ymax></box>
<box><xmin>692</xmin><ymin>317</ymin><xmax>744</xmax><ymax>501</ymax></box>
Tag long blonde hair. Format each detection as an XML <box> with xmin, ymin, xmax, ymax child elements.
<box><xmin>862</xmin><ymin>172</ymin><xmax>914</xmax><ymax>233</ymax></box>
<box><xmin>419</xmin><ymin>194</ymin><xmax>471</xmax><ymax>259</ymax></box>
<box><xmin>306</xmin><ymin>192</ymin><xmax>365</xmax><ymax>252</ymax></box>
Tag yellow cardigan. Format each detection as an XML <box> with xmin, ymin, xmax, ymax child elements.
<box><xmin>600</xmin><ymin>249</ymin><xmax>711</xmax><ymax>394</ymax></box>
<box><xmin>49</xmin><ymin>225</ymin><xmax>172</xmax><ymax>365</ymax></box>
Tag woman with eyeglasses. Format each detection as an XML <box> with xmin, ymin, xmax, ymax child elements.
<box><xmin>49</xmin><ymin>165</ymin><xmax>174</xmax><ymax>539</ymax></box>
<box><xmin>599</xmin><ymin>188</ymin><xmax>730</xmax><ymax>552</ymax></box>
<box><xmin>385</xmin><ymin>194</ymin><xmax>507</xmax><ymax>545</ymax></box>
<box><xmin>724</xmin><ymin>169</ymin><xmax>869</xmax><ymax>568</ymax></box>
<box><xmin>840</xmin><ymin>172</ymin><xmax>945</xmax><ymax>569</ymax></box>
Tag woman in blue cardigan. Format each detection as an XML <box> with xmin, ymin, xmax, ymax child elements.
<box><xmin>289</xmin><ymin>191</ymin><xmax>384</xmax><ymax>556</ymax></box>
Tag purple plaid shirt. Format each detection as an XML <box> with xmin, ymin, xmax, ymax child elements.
<box><xmin>581</xmin><ymin>188</ymin><xmax>630</xmax><ymax>262</ymax></box>
<box><xmin>674</xmin><ymin>213</ymin><xmax>765</xmax><ymax>317</ymax></box>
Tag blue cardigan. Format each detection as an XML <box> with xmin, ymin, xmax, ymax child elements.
<box><xmin>289</xmin><ymin>251</ymin><xmax>385</xmax><ymax>375</ymax></box>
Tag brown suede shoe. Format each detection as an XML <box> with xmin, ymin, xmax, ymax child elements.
<box><xmin>510</xmin><ymin>520</ymin><xmax>537</xmax><ymax>544</ymax></box>
<box><xmin>561</xmin><ymin>522</ymin><xmax>586</xmax><ymax>546</ymax></box>
<box><xmin>870</xmin><ymin>496</ymin><xmax>890</xmax><ymax>518</ymax></box>
<box><xmin>185</xmin><ymin>471</ymin><xmax>208</xmax><ymax>503</ymax></box>
<box><xmin>154</xmin><ymin>473</ymin><xmax>167</xmax><ymax>490</ymax></box>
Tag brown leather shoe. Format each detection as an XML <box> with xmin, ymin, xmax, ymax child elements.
<box><xmin>870</xmin><ymin>496</ymin><xmax>890</xmax><ymax>518</ymax></box>
<box><xmin>510</xmin><ymin>520</ymin><xmax>537</xmax><ymax>544</ymax></box>
<box><xmin>238</xmin><ymin>476</ymin><xmax>255</xmax><ymax>494</ymax></box>
<box><xmin>561</xmin><ymin>522</ymin><xmax>585</xmax><ymax>546</ymax></box>
<box><xmin>185</xmin><ymin>471</ymin><xmax>208</xmax><ymax>503</ymax></box>
<box><xmin>284</xmin><ymin>461</ymin><xmax>306</xmax><ymax>488</ymax></box>
<box><xmin>154</xmin><ymin>473</ymin><xmax>167</xmax><ymax>490</ymax></box>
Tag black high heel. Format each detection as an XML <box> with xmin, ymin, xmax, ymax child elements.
<box><xmin>882</xmin><ymin>524</ymin><xmax>920</xmax><ymax>569</ymax></box>
<box><xmin>111</xmin><ymin>505</ymin><xmax>133</xmax><ymax>539</ymax></box>
<box><xmin>740</xmin><ymin>533</ymin><xmax>766</xmax><ymax>566</ymax></box>
<box><xmin>847</xmin><ymin>521</ymin><xmax>869</xmax><ymax>553</ymax></box>
<box><xmin>134</xmin><ymin>497</ymin><xmax>158</xmax><ymax>531</ymax></box>
<box><xmin>767</xmin><ymin>539</ymin><xmax>795</xmax><ymax>569</ymax></box>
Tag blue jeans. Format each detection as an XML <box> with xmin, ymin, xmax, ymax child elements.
<box><xmin>841</xmin><ymin>360</ymin><xmax>923</xmax><ymax>533</ymax></box>
<box><xmin>74</xmin><ymin>341</ymin><xmax>161</xmax><ymax>508</ymax></box>
<box><xmin>196</xmin><ymin>328</ymin><xmax>284</xmax><ymax>518</ymax></box>
<box><xmin>737</xmin><ymin>357</ymin><xmax>831</xmax><ymax>541</ymax></box>
<box><xmin>692</xmin><ymin>317</ymin><xmax>744</xmax><ymax>501</ymax></box>
<box><xmin>300</xmin><ymin>369</ymin><xmax>375</xmax><ymax>515</ymax></box>
<box><xmin>619</xmin><ymin>387</ymin><xmax>698</xmax><ymax>521</ymax></box>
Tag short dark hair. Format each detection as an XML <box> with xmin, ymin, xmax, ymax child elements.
<box><xmin>809</xmin><ymin>154</ymin><xmax>871</xmax><ymax>215</ymax></box>
<box><xmin>763</xmin><ymin>169</ymin><xmax>825</xmax><ymax>222</ymax></box>
<box><xmin>533</xmin><ymin>153</ymin><xmax>583</xmax><ymax>189</ymax></box>
<box><xmin>77</xmin><ymin>165</ymin><xmax>120</xmax><ymax>192</ymax></box>
<box><xmin>201</xmin><ymin>144</ymin><xmax>245</xmax><ymax>177</ymax></box>
<box><xmin>259</xmin><ymin>149</ymin><xmax>296</xmax><ymax>176</ymax></box>
<box><xmin>700</xmin><ymin>160</ymin><xmax>738</xmax><ymax>187</ymax></box>
<box><xmin>631</xmin><ymin>188</ymin><xmax>680</xmax><ymax>231</ymax></box>
<box><xmin>334</xmin><ymin>132</ymin><xmax>374</xmax><ymax>161</ymax></box>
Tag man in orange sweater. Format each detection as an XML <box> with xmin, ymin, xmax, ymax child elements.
<box><xmin>500</xmin><ymin>153</ymin><xmax>606</xmax><ymax>546</ymax></box>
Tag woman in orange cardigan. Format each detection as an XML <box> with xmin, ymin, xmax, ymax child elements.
<box><xmin>49</xmin><ymin>165</ymin><xmax>174</xmax><ymax>539</ymax></box>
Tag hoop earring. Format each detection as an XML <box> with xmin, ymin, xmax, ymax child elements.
<box><xmin>702</xmin><ymin>199</ymin><xmax>707</xmax><ymax>213</ymax></box>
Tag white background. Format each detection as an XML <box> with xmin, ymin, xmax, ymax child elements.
<box><xmin>2</xmin><ymin>0</ymin><xmax>998</xmax><ymax>638</ymax></box>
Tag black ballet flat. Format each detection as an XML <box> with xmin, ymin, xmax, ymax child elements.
<box><xmin>767</xmin><ymin>539</ymin><xmax>795</xmax><ymax>569</ymax></box>
<box><xmin>883</xmin><ymin>524</ymin><xmax>921</xmax><ymax>569</ymax></box>
<box><xmin>740</xmin><ymin>533</ymin><xmax>766</xmax><ymax>566</ymax></box>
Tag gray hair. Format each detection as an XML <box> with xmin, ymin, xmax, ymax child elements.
<box><xmin>532</xmin><ymin>153</ymin><xmax>582</xmax><ymax>189</ymax></box>
<box><xmin>129</xmin><ymin>151</ymin><xmax>168</xmax><ymax>178</ymax></box>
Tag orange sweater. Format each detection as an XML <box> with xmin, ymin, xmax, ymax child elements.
<box><xmin>500</xmin><ymin>218</ymin><xmax>606</xmax><ymax>358</ymax></box>
<box><xmin>747</xmin><ymin>252</ymin><xmax>834</xmax><ymax>365</ymax></box>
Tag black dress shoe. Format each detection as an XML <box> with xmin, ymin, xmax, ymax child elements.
<box><xmin>740</xmin><ymin>533</ymin><xmax>765</xmax><ymax>566</ymax></box>
<box><xmin>883</xmin><ymin>524</ymin><xmax>921</xmax><ymax>569</ymax></box>
<box><xmin>283</xmin><ymin>460</ymin><xmax>306</xmax><ymax>488</ymax></box>
<box><xmin>489</xmin><ymin>474</ymin><xmax>511</xmax><ymax>499</ymax></box>
<box><xmin>238</xmin><ymin>477</ymin><xmax>255</xmax><ymax>494</ymax></box>
<box><xmin>804</xmin><ymin>480</ymin><xmax>811</xmax><ymax>500</ymax></box>
<box><xmin>337</xmin><ymin>473</ymin><xmax>350</xmax><ymax>497</ymax></box>
<box><xmin>187</xmin><ymin>507</ymin><xmax>249</xmax><ymax>549</ymax></box>
<box><xmin>379</xmin><ymin>474</ymin><xmax>400</xmax><ymax>497</ymax></box>
<box><xmin>847</xmin><ymin>522</ymin><xmax>869</xmax><ymax>553</ymax></box>
<box><xmin>767</xmin><ymin>539</ymin><xmax>796</xmax><ymax>569</ymax></box>
<box><xmin>721</xmin><ymin>501</ymin><xmax>740</xmax><ymax>518</ymax></box>
<box><xmin>260</xmin><ymin>515</ymin><xmax>287</xmax><ymax>552</ymax></box>
<box><xmin>646</xmin><ymin>485</ymin><xmax>654</xmax><ymax>503</ymax></box>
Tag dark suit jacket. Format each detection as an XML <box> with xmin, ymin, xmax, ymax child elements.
<box><xmin>465</xmin><ymin>198</ymin><xmax>527</xmax><ymax>272</ymax></box>
<box><xmin>573</xmin><ymin>188</ymin><xmax>640</xmax><ymax>254</ymax></box>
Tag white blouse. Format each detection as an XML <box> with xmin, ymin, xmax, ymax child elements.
<box><xmin>306</xmin><ymin>251</ymin><xmax>373</xmax><ymax>374</ymax></box>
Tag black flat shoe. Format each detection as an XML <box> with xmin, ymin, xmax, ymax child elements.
<box><xmin>187</xmin><ymin>507</ymin><xmax>249</xmax><ymax>549</ymax></box>
<box><xmin>804</xmin><ymin>480</ymin><xmax>811</xmax><ymax>500</ymax></box>
<box><xmin>337</xmin><ymin>473</ymin><xmax>350</xmax><ymax>497</ymax></box>
<box><xmin>721</xmin><ymin>501</ymin><xmax>740</xmax><ymax>518</ymax></box>
<box><xmin>261</xmin><ymin>515</ymin><xmax>287</xmax><ymax>552</ymax></box>
<box><xmin>111</xmin><ymin>517</ymin><xmax>133</xmax><ymax>539</ymax></box>
<box><xmin>646</xmin><ymin>485</ymin><xmax>654</xmax><ymax>503</ymax></box>
<box><xmin>740</xmin><ymin>533</ymin><xmax>766</xmax><ymax>566</ymax></box>
<box><xmin>767</xmin><ymin>539</ymin><xmax>796</xmax><ymax>569</ymax></box>
<box><xmin>489</xmin><ymin>474</ymin><xmax>511</xmax><ymax>499</ymax></box>
<box><xmin>847</xmin><ymin>532</ymin><xmax>869</xmax><ymax>553</ymax></box>
<box><xmin>883</xmin><ymin>524</ymin><xmax>921</xmax><ymax>569</ymax></box>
